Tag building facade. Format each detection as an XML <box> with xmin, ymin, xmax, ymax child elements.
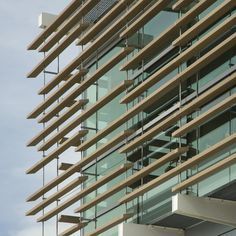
<box><xmin>26</xmin><ymin>0</ymin><xmax>236</xmax><ymax>235</ymax></box>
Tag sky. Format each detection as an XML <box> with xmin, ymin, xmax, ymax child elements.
<box><xmin>0</xmin><ymin>1</ymin><xmax>74</xmax><ymax>235</ymax></box>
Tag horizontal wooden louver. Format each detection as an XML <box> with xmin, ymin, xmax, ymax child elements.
<box><xmin>38</xmin><ymin>80</ymin><xmax>133</xmax><ymax>152</ymax></box>
<box><xmin>119</xmin><ymin>133</ymin><xmax>236</xmax><ymax>204</ymax></box>
<box><xmin>37</xmin><ymin>48</ymin><xmax>133</xmax><ymax>124</ymax></box>
<box><xmin>120</xmin><ymin>0</ymin><xmax>172</xmax><ymax>39</ymax></box>
<box><xmin>37</xmin><ymin>1</ymin><xmax>151</xmax><ymax>95</ymax></box>
<box><xmin>27</xmin><ymin>23</ymin><xmax>90</xmax><ymax>78</ymax></box>
<box><xmin>34</xmin><ymin>163</ymin><xmax>133</xmax><ymax>222</ymax></box>
<box><xmin>172</xmin><ymin>94</ymin><xmax>236</xmax><ymax>137</ymax></box>
<box><xmin>119</xmin><ymin>72</ymin><xmax>236</xmax><ymax>153</ymax></box>
<box><xmin>85</xmin><ymin>214</ymin><xmax>133</xmax><ymax>236</ymax></box>
<box><xmin>77</xmin><ymin>0</ymin><xmax>135</xmax><ymax>45</ymax></box>
<box><xmin>173</xmin><ymin>0</ymin><xmax>236</xmax><ymax>47</ymax></box>
<box><xmin>38</xmin><ymin>46</ymin><xmax>132</xmax><ymax>96</ymax></box>
<box><xmin>120</xmin><ymin>14</ymin><xmax>236</xmax><ymax>104</ymax></box>
<box><xmin>120</xmin><ymin>0</ymin><xmax>216</xmax><ymax>71</ymax></box>
<box><xmin>76</xmin><ymin>33</ymin><xmax>236</xmax><ymax>152</ymax></box>
<box><xmin>27</xmin><ymin>99</ymin><xmax>88</xmax><ymax>146</ymax></box>
<box><xmin>28</xmin><ymin>80</ymin><xmax>132</xmax><ymax>148</ymax></box>
<box><xmin>120</xmin><ymin>0</ymin><xmax>171</xmax><ymax>38</ymax></box>
<box><xmin>26</xmin><ymin>130</ymin><xmax>134</xmax><ymax>202</ymax></box>
<box><xmin>27</xmin><ymin>0</ymin><xmax>83</xmax><ymax>50</ymax></box>
<box><xmin>172</xmin><ymin>0</ymin><xmax>194</xmax><ymax>11</ymax></box>
<box><xmin>26</xmin><ymin>176</ymin><xmax>87</xmax><ymax>216</ymax></box>
<box><xmin>38</xmin><ymin>0</ymin><xmax>100</xmax><ymax>52</ymax></box>
<box><xmin>74</xmin><ymin>147</ymin><xmax>188</xmax><ymax>213</ymax></box>
<box><xmin>59</xmin><ymin>222</ymin><xmax>88</xmax><ymax>236</ymax></box>
<box><xmin>26</xmin><ymin>130</ymin><xmax>88</xmax><ymax>174</ymax></box>
<box><xmin>27</xmin><ymin>69</ymin><xmax>88</xmax><ymax>119</ymax></box>
<box><xmin>172</xmin><ymin>152</ymin><xmax>236</xmax><ymax>193</ymax></box>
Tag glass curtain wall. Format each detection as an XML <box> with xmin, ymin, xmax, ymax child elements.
<box><xmin>81</xmin><ymin>0</ymin><xmax>236</xmax><ymax>234</ymax></box>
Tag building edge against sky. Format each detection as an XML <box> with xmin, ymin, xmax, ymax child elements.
<box><xmin>26</xmin><ymin>0</ymin><xmax>236</xmax><ymax>235</ymax></box>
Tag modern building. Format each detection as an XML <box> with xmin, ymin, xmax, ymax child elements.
<box><xmin>26</xmin><ymin>0</ymin><xmax>236</xmax><ymax>235</ymax></box>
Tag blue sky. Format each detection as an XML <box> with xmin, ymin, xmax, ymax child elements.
<box><xmin>0</xmin><ymin>1</ymin><xmax>72</xmax><ymax>235</ymax></box>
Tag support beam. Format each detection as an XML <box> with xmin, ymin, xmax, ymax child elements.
<box><xmin>59</xmin><ymin>162</ymin><xmax>73</xmax><ymax>171</ymax></box>
<box><xmin>172</xmin><ymin>193</ymin><xmax>236</xmax><ymax>227</ymax></box>
<box><xmin>58</xmin><ymin>215</ymin><xmax>81</xmax><ymax>224</ymax></box>
<box><xmin>118</xmin><ymin>223</ymin><xmax>185</xmax><ymax>236</ymax></box>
